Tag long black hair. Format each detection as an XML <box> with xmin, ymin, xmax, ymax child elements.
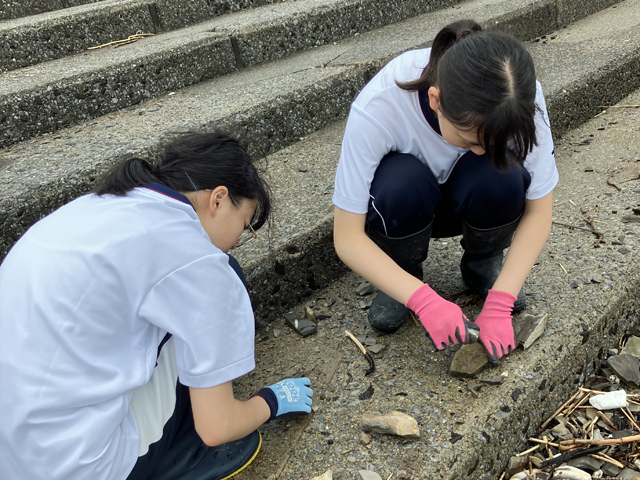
<box><xmin>93</xmin><ymin>132</ymin><xmax>271</xmax><ymax>230</ymax></box>
<box><xmin>397</xmin><ymin>20</ymin><xmax>538</xmax><ymax>169</ymax></box>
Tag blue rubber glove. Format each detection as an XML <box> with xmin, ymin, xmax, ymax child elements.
<box><xmin>253</xmin><ymin>377</ymin><xmax>313</xmax><ymax>422</ymax></box>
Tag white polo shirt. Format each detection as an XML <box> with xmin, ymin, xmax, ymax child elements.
<box><xmin>333</xmin><ymin>48</ymin><xmax>558</xmax><ymax>214</ymax></box>
<box><xmin>0</xmin><ymin>184</ymin><xmax>256</xmax><ymax>480</ymax></box>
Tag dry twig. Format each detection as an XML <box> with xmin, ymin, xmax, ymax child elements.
<box><xmin>345</xmin><ymin>330</ymin><xmax>375</xmax><ymax>375</ymax></box>
<box><xmin>539</xmin><ymin>389</ymin><xmax>582</xmax><ymax>432</ymax></box>
<box><xmin>88</xmin><ymin>31</ymin><xmax>155</xmax><ymax>50</ymax></box>
<box><xmin>559</xmin><ymin>433</ymin><xmax>640</xmax><ymax>451</ymax></box>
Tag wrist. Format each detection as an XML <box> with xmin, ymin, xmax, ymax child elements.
<box><xmin>251</xmin><ymin>388</ymin><xmax>277</xmax><ymax>422</ymax></box>
<box><xmin>405</xmin><ymin>283</ymin><xmax>435</xmax><ymax>310</ymax></box>
<box><xmin>486</xmin><ymin>289</ymin><xmax>517</xmax><ymax>307</ymax></box>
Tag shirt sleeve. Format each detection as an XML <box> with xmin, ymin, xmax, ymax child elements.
<box><xmin>138</xmin><ymin>254</ymin><xmax>255</xmax><ymax>388</ymax></box>
<box><xmin>332</xmin><ymin>102</ymin><xmax>396</xmax><ymax>214</ymax></box>
<box><xmin>523</xmin><ymin>82</ymin><xmax>559</xmax><ymax>200</ymax></box>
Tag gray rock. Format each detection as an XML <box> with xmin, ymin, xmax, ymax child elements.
<box><xmin>450</xmin><ymin>343</ymin><xmax>489</xmax><ymax>378</ymax></box>
<box><xmin>360</xmin><ymin>432</ymin><xmax>371</xmax><ymax>445</ymax></box>
<box><xmin>273</xmin><ymin>329</ymin><xmax>281</xmax><ymax>338</ymax></box>
<box><xmin>601</xmin><ymin>463</ymin><xmax>621</xmax><ymax>477</ymax></box>
<box><xmin>298</xmin><ymin>165</ymin><xmax>309</xmax><ymax>172</ymax></box>
<box><xmin>284</xmin><ymin>312</ymin><xmax>317</xmax><ymax>337</ymax></box>
<box><xmin>608</xmin><ymin>354</ymin><xmax>640</xmax><ymax>387</ymax></box>
<box><xmin>551</xmin><ymin>423</ymin><xmax>573</xmax><ymax>441</ymax></box>
<box><xmin>568</xmin><ymin>455</ymin><xmax>604</xmax><ymax>472</ymax></box>
<box><xmin>356</xmin><ymin>282</ymin><xmax>374</xmax><ymax>296</ymax></box>
<box><xmin>618</xmin><ymin>467</ymin><xmax>640</xmax><ymax>479</ymax></box>
<box><xmin>358</xmin><ymin>471</ymin><xmax>382</xmax><ymax>480</ymax></box>
<box><xmin>514</xmin><ymin>312</ymin><xmax>547</xmax><ymax>349</ymax></box>
<box><xmin>367</xmin><ymin>344</ymin><xmax>386</xmax><ymax>354</ymax></box>
<box><xmin>310</xmin><ymin>470</ymin><xmax>333</xmax><ymax>480</ymax></box>
<box><xmin>505</xmin><ymin>455</ymin><xmax>529</xmax><ymax>477</ymax></box>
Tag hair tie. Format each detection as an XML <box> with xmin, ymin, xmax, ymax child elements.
<box><xmin>456</xmin><ymin>28</ymin><xmax>473</xmax><ymax>41</ymax></box>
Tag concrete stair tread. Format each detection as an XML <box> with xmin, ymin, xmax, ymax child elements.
<box><xmin>0</xmin><ymin>0</ymin><xmax>103</xmax><ymax>21</ymax></box>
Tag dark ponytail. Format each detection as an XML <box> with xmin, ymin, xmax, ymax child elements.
<box><xmin>397</xmin><ymin>20</ymin><xmax>538</xmax><ymax>169</ymax></box>
<box><xmin>93</xmin><ymin>132</ymin><xmax>272</xmax><ymax>230</ymax></box>
<box><xmin>396</xmin><ymin>19</ymin><xmax>482</xmax><ymax>92</ymax></box>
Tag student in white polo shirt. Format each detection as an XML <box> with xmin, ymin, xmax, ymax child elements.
<box><xmin>333</xmin><ymin>20</ymin><xmax>558</xmax><ymax>365</ymax></box>
<box><xmin>0</xmin><ymin>132</ymin><xmax>313</xmax><ymax>480</ymax></box>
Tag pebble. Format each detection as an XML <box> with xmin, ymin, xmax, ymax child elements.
<box><xmin>361</xmin><ymin>411</ymin><xmax>420</xmax><ymax>437</ymax></box>
<box><xmin>358</xmin><ymin>471</ymin><xmax>382</xmax><ymax>480</ymax></box>
<box><xmin>356</xmin><ymin>282</ymin><xmax>374</xmax><ymax>296</ymax></box>
<box><xmin>298</xmin><ymin>165</ymin><xmax>309</xmax><ymax>172</ymax></box>
<box><xmin>310</xmin><ymin>470</ymin><xmax>333</xmax><ymax>480</ymax></box>
<box><xmin>273</xmin><ymin>329</ymin><xmax>281</xmax><ymax>338</ymax></box>
<box><xmin>360</xmin><ymin>432</ymin><xmax>372</xmax><ymax>445</ymax></box>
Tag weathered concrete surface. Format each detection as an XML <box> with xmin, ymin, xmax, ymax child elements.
<box><xmin>1</xmin><ymin>0</ymin><xmax>627</xmax><ymax>146</ymax></box>
<box><xmin>2</xmin><ymin>0</ymin><xmax>639</xmax><ymax>323</ymax></box>
<box><xmin>232</xmin><ymin>90</ymin><xmax>640</xmax><ymax>479</ymax></box>
<box><xmin>0</xmin><ymin>0</ymin><xmax>101</xmax><ymax>21</ymax></box>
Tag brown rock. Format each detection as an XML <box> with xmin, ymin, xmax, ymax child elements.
<box><xmin>305</xmin><ymin>306</ymin><xmax>317</xmax><ymax>322</ymax></box>
<box><xmin>361</xmin><ymin>411</ymin><xmax>419</xmax><ymax>437</ymax></box>
<box><xmin>450</xmin><ymin>343</ymin><xmax>489</xmax><ymax>377</ymax></box>
<box><xmin>360</xmin><ymin>432</ymin><xmax>372</xmax><ymax>445</ymax></box>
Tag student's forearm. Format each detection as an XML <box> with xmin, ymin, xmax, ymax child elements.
<box><xmin>333</xmin><ymin>207</ymin><xmax>423</xmax><ymax>305</ymax></box>
<box><xmin>492</xmin><ymin>193</ymin><xmax>553</xmax><ymax>297</ymax></box>
<box><xmin>190</xmin><ymin>384</ymin><xmax>270</xmax><ymax>447</ymax></box>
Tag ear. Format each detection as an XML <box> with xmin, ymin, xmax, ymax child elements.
<box><xmin>427</xmin><ymin>86</ymin><xmax>441</xmax><ymax>112</ymax></box>
<box><xmin>206</xmin><ymin>186</ymin><xmax>229</xmax><ymax>217</ymax></box>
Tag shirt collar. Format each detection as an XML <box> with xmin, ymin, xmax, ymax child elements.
<box><xmin>419</xmin><ymin>89</ymin><xmax>442</xmax><ymax>136</ymax></box>
<box><xmin>143</xmin><ymin>182</ymin><xmax>194</xmax><ymax>209</ymax></box>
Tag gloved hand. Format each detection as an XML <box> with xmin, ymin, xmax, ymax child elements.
<box><xmin>253</xmin><ymin>377</ymin><xmax>313</xmax><ymax>422</ymax></box>
<box><xmin>474</xmin><ymin>289</ymin><xmax>518</xmax><ymax>366</ymax></box>
<box><xmin>406</xmin><ymin>284</ymin><xmax>479</xmax><ymax>351</ymax></box>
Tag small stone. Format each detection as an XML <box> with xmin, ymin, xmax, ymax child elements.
<box><xmin>367</xmin><ymin>344</ymin><xmax>386</xmax><ymax>354</ymax></box>
<box><xmin>618</xmin><ymin>248</ymin><xmax>631</xmax><ymax>254</ymax></box>
<box><xmin>568</xmin><ymin>455</ymin><xmax>604</xmax><ymax>472</ymax></box>
<box><xmin>512</xmin><ymin>389</ymin><xmax>521</xmax><ymax>402</ymax></box>
<box><xmin>621</xmin><ymin>336</ymin><xmax>640</xmax><ymax>359</ymax></box>
<box><xmin>356</xmin><ymin>282</ymin><xmax>374</xmax><ymax>296</ymax></box>
<box><xmin>585</xmin><ymin>167</ymin><xmax>594</xmax><ymax>172</ymax></box>
<box><xmin>629</xmin><ymin>403</ymin><xmax>640</xmax><ymax>413</ymax></box>
<box><xmin>347</xmin><ymin>456</ymin><xmax>356</xmax><ymax>463</ymax></box>
<box><xmin>305</xmin><ymin>306</ymin><xmax>317</xmax><ymax>322</ymax></box>
<box><xmin>591</xmin><ymin>276</ymin><xmax>602</xmax><ymax>284</ymax></box>
<box><xmin>298</xmin><ymin>165</ymin><xmax>309</xmax><ymax>172</ymax></box>
<box><xmin>570</xmin><ymin>281</ymin><xmax>579</xmax><ymax>289</ymax></box>
<box><xmin>360</xmin><ymin>432</ymin><xmax>371</xmax><ymax>445</ymax></box>
<box><xmin>310</xmin><ymin>470</ymin><xmax>332</xmax><ymax>480</ymax></box>
<box><xmin>273</xmin><ymin>329</ymin><xmax>281</xmax><ymax>338</ymax></box>
<box><xmin>314</xmin><ymin>309</ymin><xmax>331</xmax><ymax>320</ymax></box>
<box><xmin>551</xmin><ymin>423</ymin><xmax>573</xmax><ymax>441</ymax></box>
<box><xmin>450</xmin><ymin>343</ymin><xmax>489</xmax><ymax>377</ymax></box>
<box><xmin>601</xmin><ymin>463</ymin><xmax>621</xmax><ymax>477</ymax></box>
<box><xmin>608</xmin><ymin>355</ymin><xmax>640</xmax><ymax>387</ymax></box>
<box><xmin>506</xmin><ymin>455</ymin><xmax>529</xmax><ymax>477</ymax></box>
<box><xmin>361</xmin><ymin>411</ymin><xmax>420</xmax><ymax>437</ymax></box>
<box><xmin>550</xmin><ymin>466</ymin><xmax>591</xmax><ymax>480</ymax></box>
<box><xmin>617</xmin><ymin>467</ymin><xmax>640</xmax><ymax>479</ymax></box>
<box><xmin>609</xmin><ymin>348</ymin><xmax>620</xmax><ymax>357</ymax></box>
<box><xmin>513</xmin><ymin>312</ymin><xmax>547</xmax><ymax>349</ymax></box>
<box><xmin>622</xmin><ymin>215</ymin><xmax>640</xmax><ymax>223</ymax></box>
<box><xmin>284</xmin><ymin>312</ymin><xmax>317</xmax><ymax>337</ymax></box>
<box><xmin>363</xmin><ymin>336</ymin><xmax>376</xmax><ymax>346</ymax></box>
<box><xmin>359</xmin><ymin>299</ymin><xmax>372</xmax><ymax>309</ymax></box>
<box><xmin>358</xmin><ymin>471</ymin><xmax>382</xmax><ymax>480</ymax></box>
<box><xmin>480</xmin><ymin>375</ymin><xmax>504</xmax><ymax>385</ymax></box>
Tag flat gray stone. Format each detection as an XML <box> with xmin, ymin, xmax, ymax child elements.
<box><xmin>568</xmin><ymin>455</ymin><xmax>604</xmax><ymax>472</ymax></box>
<box><xmin>506</xmin><ymin>455</ymin><xmax>529</xmax><ymax>477</ymax></box>
<box><xmin>450</xmin><ymin>343</ymin><xmax>489</xmax><ymax>378</ymax></box>
<box><xmin>618</xmin><ymin>467</ymin><xmax>640</xmax><ymax>479</ymax></box>
<box><xmin>284</xmin><ymin>312</ymin><xmax>317</xmax><ymax>337</ymax></box>
<box><xmin>356</xmin><ymin>282</ymin><xmax>374</xmax><ymax>296</ymax></box>
<box><xmin>513</xmin><ymin>312</ymin><xmax>547</xmax><ymax>349</ymax></box>
<box><xmin>608</xmin><ymin>354</ymin><xmax>640</xmax><ymax>387</ymax></box>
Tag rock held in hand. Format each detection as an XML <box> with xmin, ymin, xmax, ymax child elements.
<box><xmin>361</xmin><ymin>411</ymin><xmax>419</xmax><ymax>437</ymax></box>
<box><xmin>450</xmin><ymin>343</ymin><xmax>489</xmax><ymax>377</ymax></box>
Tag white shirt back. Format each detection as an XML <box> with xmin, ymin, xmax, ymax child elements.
<box><xmin>0</xmin><ymin>186</ymin><xmax>255</xmax><ymax>480</ymax></box>
<box><xmin>333</xmin><ymin>48</ymin><xmax>558</xmax><ymax>214</ymax></box>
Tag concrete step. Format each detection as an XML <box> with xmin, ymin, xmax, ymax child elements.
<box><xmin>0</xmin><ymin>0</ymin><xmax>621</xmax><ymax>147</ymax></box>
<box><xmin>0</xmin><ymin>0</ymin><xmax>293</xmax><ymax>74</ymax></box>
<box><xmin>0</xmin><ymin>0</ymin><xmax>101</xmax><ymax>21</ymax></box>
<box><xmin>231</xmin><ymin>87</ymin><xmax>640</xmax><ymax>479</ymax></box>
<box><xmin>2</xmin><ymin>0</ymin><xmax>640</xmax><ymax>322</ymax></box>
<box><xmin>0</xmin><ymin>0</ymin><xmax>467</xmax><ymax>145</ymax></box>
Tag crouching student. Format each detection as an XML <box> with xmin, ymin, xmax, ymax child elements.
<box><xmin>332</xmin><ymin>20</ymin><xmax>557</xmax><ymax>365</ymax></box>
<box><xmin>0</xmin><ymin>132</ymin><xmax>313</xmax><ymax>480</ymax></box>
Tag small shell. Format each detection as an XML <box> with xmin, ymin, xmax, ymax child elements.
<box><xmin>551</xmin><ymin>465</ymin><xmax>591</xmax><ymax>480</ymax></box>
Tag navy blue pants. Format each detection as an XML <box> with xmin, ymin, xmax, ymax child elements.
<box><xmin>366</xmin><ymin>152</ymin><xmax>531</xmax><ymax>238</ymax></box>
<box><xmin>127</xmin><ymin>256</ymin><xmax>247</xmax><ymax>480</ymax></box>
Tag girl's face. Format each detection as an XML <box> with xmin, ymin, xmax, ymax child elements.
<box><xmin>191</xmin><ymin>187</ymin><xmax>258</xmax><ymax>253</ymax></box>
<box><xmin>427</xmin><ymin>86</ymin><xmax>486</xmax><ymax>156</ymax></box>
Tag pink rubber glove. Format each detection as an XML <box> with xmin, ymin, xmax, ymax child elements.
<box><xmin>406</xmin><ymin>284</ymin><xmax>478</xmax><ymax>351</ymax></box>
<box><xmin>475</xmin><ymin>289</ymin><xmax>518</xmax><ymax>366</ymax></box>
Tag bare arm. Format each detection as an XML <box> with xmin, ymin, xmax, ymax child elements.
<box><xmin>492</xmin><ymin>191</ymin><xmax>553</xmax><ymax>296</ymax></box>
<box><xmin>189</xmin><ymin>381</ymin><xmax>270</xmax><ymax>447</ymax></box>
<box><xmin>333</xmin><ymin>206</ymin><xmax>423</xmax><ymax>304</ymax></box>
